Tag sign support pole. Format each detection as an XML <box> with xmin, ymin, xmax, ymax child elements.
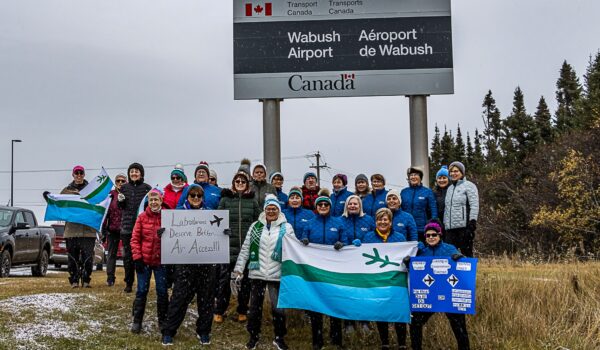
<box><xmin>261</xmin><ymin>98</ymin><xmax>282</xmax><ymax>173</ymax></box>
<box><xmin>408</xmin><ymin>95</ymin><xmax>430</xmax><ymax>187</ymax></box>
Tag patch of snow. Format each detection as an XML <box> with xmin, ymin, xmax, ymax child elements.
<box><xmin>0</xmin><ymin>293</ymin><xmax>96</xmax><ymax>314</ymax></box>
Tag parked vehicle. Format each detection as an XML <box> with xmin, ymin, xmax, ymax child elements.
<box><xmin>0</xmin><ymin>206</ymin><xmax>55</xmax><ymax>277</ymax></box>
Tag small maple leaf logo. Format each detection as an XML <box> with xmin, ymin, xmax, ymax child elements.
<box><xmin>254</xmin><ymin>4</ymin><xmax>263</xmax><ymax>13</ymax></box>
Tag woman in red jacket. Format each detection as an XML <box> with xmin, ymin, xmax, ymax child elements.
<box><xmin>130</xmin><ymin>189</ymin><xmax>168</xmax><ymax>334</ymax></box>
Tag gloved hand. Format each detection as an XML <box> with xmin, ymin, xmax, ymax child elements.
<box><xmin>230</xmin><ymin>272</ymin><xmax>242</xmax><ymax>297</ymax></box>
<box><xmin>352</xmin><ymin>239</ymin><xmax>362</xmax><ymax>247</ymax></box>
<box><xmin>402</xmin><ymin>256</ymin><xmax>411</xmax><ymax>269</ymax></box>
<box><xmin>301</xmin><ymin>238</ymin><xmax>309</xmax><ymax>246</ymax></box>
<box><xmin>467</xmin><ymin>220</ymin><xmax>477</xmax><ymax>232</ymax></box>
<box><xmin>157</xmin><ymin>228</ymin><xmax>166</xmax><ymax>237</ymax></box>
<box><xmin>333</xmin><ymin>241</ymin><xmax>344</xmax><ymax>251</ymax></box>
<box><xmin>117</xmin><ymin>193</ymin><xmax>126</xmax><ymax>202</ymax></box>
<box><xmin>42</xmin><ymin>191</ymin><xmax>50</xmax><ymax>201</ymax></box>
<box><xmin>134</xmin><ymin>259</ymin><xmax>146</xmax><ymax>273</ymax></box>
<box><xmin>451</xmin><ymin>253</ymin><xmax>465</xmax><ymax>261</ymax></box>
<box><xmin>223</xmin><ymin>228</ymin><xmax>232</xmax><ymax>236</ymax></box>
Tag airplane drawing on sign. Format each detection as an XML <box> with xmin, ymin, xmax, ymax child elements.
<box><xmin>423</xmin><ymin>274</ymin><xmax>435</xmax><ymax>287</ymax></box>
<box><xmin>447</xmin><ymin>274</ymin><xmax>459</xmax><ymax>287</ymax></box>
<box><xmin>210</xmin><ymin>215</ymin><xmax>224</xmax><ymax>227</ymax></box>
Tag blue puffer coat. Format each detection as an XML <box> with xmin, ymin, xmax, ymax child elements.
<box><xmin>283</xmin><ymin>207</ymin><xmax>315</xmax><ymax>240</ymax></box>
<box><xmin>340</xmin><ymin>214</ymin><xmax>374</xmax><ymax>242</ymax></box>
<box><xmin>330</xmin><ymin>187</ymin><xmax>353</xmax><ymax>217</ymax></box>
<box><xmin>391</xmin><ymin>209</ymin><xmax>418</xmax><ymax>241</ymax></box>
<box><xmin>301</xmin><ymin>214</ymin><xmax>346</xmax><ymax>245</ymax></box>
<box><xmin>177</xmin><ymin>181</ymin><xmax>221</xmax><ymax>209</ymax></box>
<box><xmin>362</xmin><ymin>230</ymin><xmax>407</xmax><ymax>243</ymax></box>
<box><xmin>400</xmin><ymin>185</ymin><xmax>438</xmax><ymax>233</ymax></box>
<box><xmin>275</xmin><ymin>188</ymin><xmax>288</xmax><ymax>210</ymax></box>
<box><xmin>417</xmin><ymin>241</ymin><xmax>459</xmax><ymax>257</ymax></box>
<box><xmin>362</xmin><ymin>189</ymin><xmax>389</xmax><ymax>217</ymax></box>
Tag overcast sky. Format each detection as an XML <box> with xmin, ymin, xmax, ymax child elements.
<box><xmin>1</xmin><ymin>0</ymin><xmax>599</xmax><ymax>223</ymax></box>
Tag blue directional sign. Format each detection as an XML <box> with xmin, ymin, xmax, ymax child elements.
<box><xmin>408</xmin><ymin>257</ymin><xmax>478</xmax><ymax>314</ymax></box>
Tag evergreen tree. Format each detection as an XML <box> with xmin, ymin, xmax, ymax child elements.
<box><xmin>581</xmin><ymin>52</ymin><xmax>600</xmax><ymax>126</ymax></box>
<box><xmin>429</xmin><ymin>124</ymin><xmax>443</xmax><ymax>181</ymax></box>
<box><xmin>466</xmin><ymin>132</ymin><xmax>474</xmax><ymax>171</ymax></box>
<box><xmin>473</xmin><ymin>129</ymin><xmax>485</xmax><ymax>173</ymax></box>
<box><xmin>454</xmin><ymin>125</ymin><xmax>466</xmax><ymax>163</ymax></box>
<box><xmin>481</xmin><ymin>90</ymin><xmax>503</xmax><ymax>165</ymax></box>
<box><xmin>555</xmin><ymin>60</ymin><xmax>582</xmax><ymax>132</ymax></box>
<box><xmin>440</xmin><ymin>126</ymin><xmax>455</xmax><ymax>166</ymax></box>
<box><xmin>503</xmin><ymin>87</ymin><xmax>537</xmax><ymax>164</ymax></box>
<box><xmin>534</xmin><ymin>96</ymin><xmax>553</xmax><ymax>143</ymax></box>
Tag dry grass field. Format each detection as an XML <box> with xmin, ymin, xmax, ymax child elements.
<box><xmin>0</xmin><ymin>259</ymin><xmax>599</xmax><ymax>350</ymax></box>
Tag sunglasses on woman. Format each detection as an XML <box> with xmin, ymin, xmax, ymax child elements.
<box><xmin>234</xmin><ymin>180</ymin><xmax>247</xmax><ymax>184</ymax></box>
<box><xmin>316</xmin><ymin>202</ymin><xmax>330</xmax><ymax>207</ymax></box>
<box><xmin>115</xmin><ymin>179</ymin><xmax>126</xmax><ymax>184</ymax></box>
<box><xmin>425</xmin><ymin>233</ymin><xmax>441</xmax><ymax>238</ymax></box>
<box><xmin>74</xmin><ymin>171</ymin><xmax>84</xmax><ymax>176</ymax></box>
<box><xmin>188</xmin><ymin>193</ymin><xmax>202</xmax><ymax>199</ymax></box>
<box><xmin>171</xmin><ymin>176</ymin><xmax>181</xmax><ymax>181</ymax></box>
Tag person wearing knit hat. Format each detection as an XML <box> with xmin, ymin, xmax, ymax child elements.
<box><xmin>213</xmin><ymin>170</ymin><xmax>260</xmax><ymax>324</ymax></box>
<box><xmin>301</xmin><ymin>172</ymin><xmax>320</xmax><ymax>212</ymax></box>
<box><xmin>409</xmin><ymin>220</ymin><xmax>469</xmax><ymax>350</ymax></box>
<box><xmin>209</xmin><ymin>169</ymin><xmax>219</xmax><ymax>188</ymax></box>
<box><xmin>301</xmin><ymin>188</ymin><xmax>346</xmax><ymax>349</ymax></box>
<box><xmin>118</xmin><ymin>162</ymin><xmax>152</xmax><ymax>293</ymax></box>
<box><xmin>162</xmin><ymin>182</ymin><xmax>223</xmax><ymax>346</ymax></box>
<box><xmin>433</xmin><ymin>166</ymin><xmax>450</xmax><ymax>224</ymax></box>
<box><xmin>283</xmin><ymin>187</ymin><xmax>315</xmax><ymax>240</ymax></box>
<box><xmin>386</xmin><ymin>189</ymin><xmax>418</xmax><ymax>241</ymax></box>
<box><xmin>130</xmin><ymin>187</ymin><xmax>168</xmax><ymax>334</ymax></box>
<box><xmin>362</xmin><ymin>174</ymin><xmax>389</xmax><ymax>217</ymax></box>
<box><xmin>331</xmin><ymin>174</ymin><xmax>353</xmax><ymax>217</ymax></box>
<box><xmin>354</xmin><ymin>173</ymin><xmax>371</xmax><ymax>199</ymax></box>
<box><xmin>269</xmin><ymin>172</ymin><xmax>288</xmax><ymax>210</ymax></box>
<box><xmin>444</xmin><ymin>161</ymin><xmax>479</xmax><ymax>258</ymax></box>
<box><xmin>176</xmin><ymin>161</ymin><xmax>221</xmax><ymax>210</ymax></box>
<box><xmin>238</xmin><ymin>158</ymin><xmax>251</xmax><ymax>177</ymax></box>
<box><xmin>250</xmin><ymin>162</ymin><xmax>277</xmax><ymax>208</ymax></box>
<box><xmin>401</xmin><ymin>166</ymin><xmax>438</xmax><ymax>242</ymax></box>
<box><xmin>163</xmin><ymin>168</ymin><xmax>189</xmax><ymax>209</ymax></box>
<box><xmin>361</xmin><ymin>207</ymin><xmax>408</xmax><ymax>350</ymax></box>
<box><xmin>232</xmin><ymin>194</ymin><xmax>294</xmax><ymax>350</ymax></box>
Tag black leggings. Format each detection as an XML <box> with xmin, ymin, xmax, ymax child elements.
<box><xmin>376</xmin><ymin>322</ymin><xmax>406</xmax><ymax>347</ymax></box>
<box><xmin>410</xmin><ymin>312</ymin><xmax>470</xmax><ymax>350</ymax></box>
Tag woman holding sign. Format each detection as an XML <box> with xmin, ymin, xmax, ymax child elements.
<box><xmin>359</xmin><ymin>208</ymin><xmax>408</xmax><ymax>350</ymax></box>
<box><xmin>233</xmin><ymin>194</ymin><xmax>294</xmax><ymax>350</ymax></box>
<box><xmin>407</xmin><ymin>222</ymin><xmax>470</xmax><ymax>350</ymax></box>
<box><xmin>161</xmin><ymin>184</ymin><xmax>218</xmax><ymax>346</ymax></box>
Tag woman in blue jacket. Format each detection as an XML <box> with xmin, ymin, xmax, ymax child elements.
<box><xmin>282</xmin><ymin>187</ymin><xmax>315</xmax><ymax>240</ymax></box>
<box><xmin>400</xmin><ymin>167</ymin><xmax>438</xmax><ymax>241</ymax></box>
<box><xmin>330</xmin><ymin>173</ymin><xmax>353</xmax><ymax>217</ymax></box>
<box><xmin>386</xmin><ymin>189</ymin><xmax>418</xmax><ymax>241</ymax></box>
<box><xmin>340</xmin><ymin>195</ymin><xmax>374</xmax><ymax>244</ymax></box>
<box><xmin>407</xmin><ymin>222</ymin><xmax>470</xmax><ymax>350</ymax></box>
<box><xmin>362</xmin><ymin>174</ymin><xmax>389</xmax><ymax>217</ymax></box>
<box><xmin>301</xmin><ymin>189</ymin><xmax>346</xmax><ymax>349</ymax></box>
<box><xmin>360</xmin><ymin>208</ymin><xmax>407</xmax><ymax>350</ymax></box>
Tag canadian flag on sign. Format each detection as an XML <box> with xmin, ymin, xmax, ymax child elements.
<box><xmin>245</xmin><ymin>3</ymin><xmax>272</xmax><ymax>16</ymax></box>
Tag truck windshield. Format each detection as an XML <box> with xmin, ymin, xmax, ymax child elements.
<box><xmin>0</xmin><ymin>210</ymin><xmax>13</xmax><ymax>227</ymax></box>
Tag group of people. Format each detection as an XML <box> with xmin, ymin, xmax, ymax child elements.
<box><xmin>53</xmin><ymin>158</ymin><xmax>479</xmax><ymax>350</ymax></box>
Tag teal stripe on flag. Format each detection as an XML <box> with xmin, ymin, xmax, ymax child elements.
<box><xmin>282</xmin><ymin>260</ymin><xmax>407</xmax><ymax>288</ymax></box>
<box><xmin>46</xmin><ymin>198</ymin><xmax>106</xmax><ymax>215</ymax></box>
<box><xmin>82</xmin><ymin>179</ymin><xmax>111</xmax><ymax>204</ymax></box>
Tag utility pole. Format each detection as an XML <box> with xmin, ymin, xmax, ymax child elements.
<box><xmin>309</xmin><ymin>151</ymin><xmax>329</xmax><ymax>187</ymax></box>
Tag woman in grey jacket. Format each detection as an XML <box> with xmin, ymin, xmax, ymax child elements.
<box><xmin>233</xmin><ymin>195</ymin><xmax>294</xmax><ymax>350</ymax></box>
<box><xmin>443</xmin><ymin>161</ymin><xmax>479</xmax><ymax>257</ymax></box>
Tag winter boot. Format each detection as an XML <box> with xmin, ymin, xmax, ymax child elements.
<box><xmin>131</xmin><ymin>296</ymin><xmax>146</xmax><ymax>334</ymax></box>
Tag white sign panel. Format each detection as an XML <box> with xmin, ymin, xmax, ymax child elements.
<box><xmin>161</xmin><ymin>210</ymin><xmax>230</xmax><ymax>264</ymax></box>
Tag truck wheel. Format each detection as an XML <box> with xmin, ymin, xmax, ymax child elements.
<box><xmin>32</xmin><ymin>250</ymin><xmax>49</xmax><ymax>277</ymax></box>
<box><xmin>0</xmin><ymin>250</ymin><xmax>10</xmax><ymax>278</ymax></box>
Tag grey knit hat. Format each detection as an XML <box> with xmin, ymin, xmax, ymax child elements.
<box><xmin>448</xmin><ymin>161</ymin><xmax>466</xmax><ymax>176</ymax></box>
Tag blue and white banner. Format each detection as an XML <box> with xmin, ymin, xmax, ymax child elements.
<box><xmin>44</xmin><ymin>194</ymin><xmax>111</xmax><ymax>232</ymax></box>
<box><xmin>408</xmin><ymin>257</ymin><xmax>478</xmax><ymax>314</ymax></box>
<box><xmin>79</xmin><ymin>168</ymin><xmax>113</xmax><ymax>205</ymax></box>
<box><xmin>278</xmin><ymin>235</ymin><xmax>418</xmax><ymax>322</ymax></box>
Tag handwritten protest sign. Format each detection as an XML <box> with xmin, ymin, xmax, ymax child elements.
<box><xmin>409</xmin><ymin>257</ymin><xmax>478</xmax><ymax>314</ymax></box>
<box><xmin>161</xmin><ymin>209</ymin><xmax>230</xmax><ymax>264</ymax></box>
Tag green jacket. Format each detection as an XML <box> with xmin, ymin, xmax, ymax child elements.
<box><xmin>218</xmin><ymin>188</ymin><xmax>261</xmax><ymax>264</ymax></box>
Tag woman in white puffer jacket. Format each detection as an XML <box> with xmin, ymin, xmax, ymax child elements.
<box><xmin>233</xmin><ymin>194</ymin><xmax>295</xmax><ymax>350</ymax></box>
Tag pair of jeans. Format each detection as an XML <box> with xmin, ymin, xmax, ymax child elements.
<box><xmin>410</xmin><ymin>312</ymin><xmax>470</xmax><ymax>350</ymax></box>
<box><xmin>133</xmin><ymin>265</ymin><xmax>169</xmax><ymax>329</ymax></box>
<box><xmin>105</xmin><ymin>230</ymin><xmax>120</xmax><ymax>283</ymax></box>
<box><xmin>66</xmin><ymin>237</ymin><xmax>95</xmax><ymax>284</ymax></box>
<box><xmin>214</xmin><ymin>262</ymin><xmax>251</xmax><ymax>316</ymax></box>
<box><xmin>246</xmin><ymin>280</ymin><xmax>286</xmax><ymax>339</ymax></box>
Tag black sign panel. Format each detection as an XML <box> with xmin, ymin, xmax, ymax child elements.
<box><xmin>234</xmin><ymin>16</ymin><xmax>452</xmax><ymax>74</ymax></box>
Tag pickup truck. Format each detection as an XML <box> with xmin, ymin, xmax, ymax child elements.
<box><xmin>0</xmin><ymin>206</ymin><xmax>55</xmax><ymax>277</ymax></box>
